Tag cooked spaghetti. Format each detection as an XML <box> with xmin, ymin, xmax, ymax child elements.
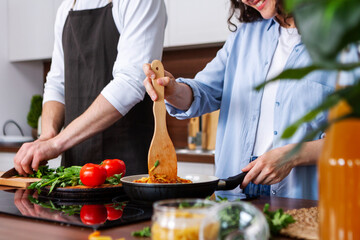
<box><xmin>133</xmin><ymin>174</ymin><xmax>192</xmax><ymax>184</ymax></box>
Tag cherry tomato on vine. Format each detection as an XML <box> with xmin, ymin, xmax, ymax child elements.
<box><xmin>80</xmin><ymin>163</ymin><xmax>107</xmax><ymax>187</ymax></box>
<box><xmin>80</xmin><ymin>205</ymin><xmax>107</xmax><ymax>225</ymax></box>
<box><xmin>101</xmin><ymin>159</ymin><xmax>126</xmax><ymax>177</ymax></box>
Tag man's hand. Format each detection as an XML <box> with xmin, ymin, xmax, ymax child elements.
<box><xmin>14</xmin><ymin>138</ymin><xmax>60</xmax><ymax>175</ymax></box>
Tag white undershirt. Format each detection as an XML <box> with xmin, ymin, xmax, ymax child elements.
<box><xmin>253</xmin><ymin>26</ymin><xmax>301</xmax><ymax>156</ymax></box>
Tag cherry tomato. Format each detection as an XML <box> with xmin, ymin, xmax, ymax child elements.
<box><xmin>101</xmin><ymin>159</ymin><xmax>126</xmax><ymax>177</ymax></box>
<box><xmin>80</xmin><ymin>163</ymin><xmax>107</xmax><ymax>187</ymax></box>
<box><xmin>105</xmin><ymin>203</ymin><xmax>125</xmax><ymax>221</ymax></box>
<box><xmin>80</xmin><ymin>205</ymin><xmax>107</xmax><ymax>225</ymax></box>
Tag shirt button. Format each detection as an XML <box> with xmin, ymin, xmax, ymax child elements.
<box><xmin>272</xmin><ymin>190</ymin><xmax>277</xmax><ymax>195</ymax></box>
<box><xmin>275</xmin><ymin>101</ymin><xmax>280</xmax><ymax>107</ymax></box>
<box><xmin>295</xmin><ymin>48</ymin><xmax>299</xmax><ymax>52</ymax></box>
<box><xmin>265</xmin><ymin>61</ymin><xmax>269</xmax><ymax>65</ymax></box>
<box><xmin>274</xmin><ymin>131</ymin><xmax>278</xmax><ymax>135</ymax></box>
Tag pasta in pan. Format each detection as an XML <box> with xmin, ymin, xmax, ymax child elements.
<box><xmin>133</xmin><ymin>174</ymin><xmax>192</xmax><ymax>184</ymax></box>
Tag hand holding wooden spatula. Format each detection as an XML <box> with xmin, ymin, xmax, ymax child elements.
<box><xmin>148</xmin><ymin>60</ymin><xmax>177</xmax><ymax>182</ymax></box>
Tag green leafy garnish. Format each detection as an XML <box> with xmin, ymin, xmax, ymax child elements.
<box><xmin>28</xmin><ymin>166</ymin><xmax>82</xmax><ymax>194</ymax></box>
<box><xmin>263</xmin><ymin>203</ymin><xmax>295</xmax><ymax>235</ymax></box>
<box><xmin>154</xmin><ymin>160</ymin><xmax>160</xmax><ymax>168</ymax></box>
<box><xmin>131</xmin><ymin>226</ymin><xmax>151</xmax><ymax>237</ymax></box>
<box><xmin>28</xmin><ymin>165</ymin><xmax>124</xmax><ymax>194</ymax></box>
<box><xmin>149</xmin><ymin>160</ymin><xmax>160</xmax><ymax>172</ymax></box>
<box><xmin>28</xmin><ymin>165</ymin><xmax>55</xmax><ymax>178</ymax></box>
<box><xmin>105</xmin><ymin>173</ymin><xmax>123</xmax><ymax>185</ymax></box>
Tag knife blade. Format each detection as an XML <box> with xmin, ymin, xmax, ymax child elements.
<box><xmin>1</xmin><ymin>168</ymin><xmax>18</xmax><ymax>178</ymax></box>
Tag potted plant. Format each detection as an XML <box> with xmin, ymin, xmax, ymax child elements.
<box><xmin>27</xmin><ymin>95</ymin><xmax>43</xmax><ymax>139</ymax></box>
<box><xmin>257</xmin><ymin>0</ymin><xmax>360</xmax><ymax>238</ymax></box>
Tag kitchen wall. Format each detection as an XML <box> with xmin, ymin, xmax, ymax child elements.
<box><xmin>0</xmin><ymin>0</ymin><xmax>44</xmax><ymax>137</ymax></box>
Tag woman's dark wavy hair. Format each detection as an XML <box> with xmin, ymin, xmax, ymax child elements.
<box><xmin>227</xmin><ymin>0</ymin><xmax>291</xmax><ymax>31</ymax></box>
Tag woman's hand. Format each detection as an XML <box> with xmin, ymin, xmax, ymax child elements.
<box><xmin>240</xmin><ymin>139</ymin><xmax>324</xmax><ymax>188</ymax></box>
<box><xmin>143</xmin><ymin>63</ymin><xmax>194</xmax><ymax>110</ymax></box>
<box><xmin>240</xmin><ymin>145</ymin><xmax>296</xmax><ymax>188</ymax></box>
<box><xmin>142</xmin><ymin>63</ymin><xmax>177</xmax><ymax>101</ymax></box>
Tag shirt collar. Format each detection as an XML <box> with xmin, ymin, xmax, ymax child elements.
<box><xmin>266</xmin><ymin>18</ymin><xmax>278</xmax><ymax>31</ymax></box>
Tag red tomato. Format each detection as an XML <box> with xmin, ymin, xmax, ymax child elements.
<box><xmin>80</xmin><ymin>205</ymin><xmax>107</xmax><ymax>225</ymax></box>
<box><xmin>101</xmin><ymin>159</ymin><xmax>126</xmax><ymax>177</ymax></box>
<box><xmin>105</xmin><ymin>203</ymin><xmax>125</xmax><ymax>221</ymax></box>
<box><xmin>80</xmin><ymin>163</ymin><xmax>107</xmax><ymax>187</ymax></box>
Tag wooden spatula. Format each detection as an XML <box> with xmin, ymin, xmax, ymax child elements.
<box><xmin>148</xmin><ymin>60</ymin><xmax>177</xmax><ymax>182</ymax></box>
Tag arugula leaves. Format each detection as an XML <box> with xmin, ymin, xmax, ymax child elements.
<box><xmin>28</xmin><ymin>166</ymin><xmax>82</xmax><ymax>194</ymax></box>
<box><xmin>263</xmin><ymin>203</ymin><xmax>295</xmax><ymax>235</ymax></box>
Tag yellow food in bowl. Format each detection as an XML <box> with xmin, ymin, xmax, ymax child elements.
<box><xmin>152</xmin><ymin>211</ymin><xmax>219</xmax><ymax>240</ymax></box>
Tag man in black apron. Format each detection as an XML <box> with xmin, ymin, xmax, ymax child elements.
<box><xmin>14</xmin><ymin>0</ymin><xmax>166</xmax><ymax>176</ymax></box>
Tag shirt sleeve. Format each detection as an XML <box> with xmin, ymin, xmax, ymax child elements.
<box><xmin>101</xmin><ymin>0</ymin><xmax>167</xmax><ymax>115</ymax></box>
<box><xmin>43</xmin><ymin>0</ymin><xmax>72</xmax><ymax>105</ymax></box>
<box><xmin>166</xmin><ymin>31</ymin><xmax>237</xmax><ymax>119</ymax></box>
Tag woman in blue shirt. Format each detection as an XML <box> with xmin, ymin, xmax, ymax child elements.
<box><xmin>144</xmin><ymin>0</ymin><xmax>336</xmax><ymax>200</ymax></box>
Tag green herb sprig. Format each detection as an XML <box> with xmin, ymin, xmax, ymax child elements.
<box><xmin>131</xmin><ymin>226</ymin><xmax>151</xmax><ymax>237</ymax></box>
<box><xmin>263</xmin><ymin>203</ymin><xmax>295</xmax><ymax>235</ymax></box>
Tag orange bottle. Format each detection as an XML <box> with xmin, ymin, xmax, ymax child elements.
<box><xmin>319</xmin><ymin>99</ymin><xmax>360</xmax><ymax>240</ymax></box>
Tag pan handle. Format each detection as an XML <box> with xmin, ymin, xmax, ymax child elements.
<box><xmin>216</xmin><ymin>172</ymin><xmax>248</xmax><ymax>191</ymax></box>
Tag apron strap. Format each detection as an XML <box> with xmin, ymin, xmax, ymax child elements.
<box><xmin>71</xmin><ymin>0</ymin><xmax>112</xmax><ymax>10</ymax></box>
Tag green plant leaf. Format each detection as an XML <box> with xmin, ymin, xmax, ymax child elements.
<box><xmin>284</xmin><ymin>0</ymin><xmax>360</xmax><ymax>64</ymax></box>
<box><xmin>281</xmin><ymin>81</ymin><xmax>360</xmax><ymax>140</ymax></box>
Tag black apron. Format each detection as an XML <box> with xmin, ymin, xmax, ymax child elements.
<box><xmin>62</xmin><ymin>1</ymin><xmax>154</xmax><ymax>175</ymax></box>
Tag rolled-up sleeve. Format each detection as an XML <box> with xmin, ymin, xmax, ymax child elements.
<box><xmin>101</xmin><ymin>0</ymin><xmax>166</xmax><ymax>115</ymax></box>
<box><xmin>165</xmin><ymin>31</ymin><xmax>236</xmax><ymax>119</ymax></box>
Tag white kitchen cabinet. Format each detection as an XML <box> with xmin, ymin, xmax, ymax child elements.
<box><xmin>8</xmin><ymin>0</ymin><xmax>231</xmax><ymax>61</ymax></box>
<box><xmin>8</xmin><ymin>0</ymin><xmax>63</xmax><ymax>62</ymax></box>
<box><xmin>164</xmin><ymin>0</ymin><xmax>230</xmax><ymax>47</ymax></box>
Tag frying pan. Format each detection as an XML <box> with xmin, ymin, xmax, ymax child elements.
<box><xmin>121</xmin><ymin>172</ymin><xmax>247</xmax><ymax>203</ymax></box>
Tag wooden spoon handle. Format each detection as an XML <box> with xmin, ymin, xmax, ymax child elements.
<box><xmin>151</xmin><ymin>60</ymin><xmax>166</xmax><ymax>133</ymax></box>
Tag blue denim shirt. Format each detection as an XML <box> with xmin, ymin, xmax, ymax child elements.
<box><xmin>166</xmin><ymin>19</ymin><xmax>355</xmax><ymax>200</ymax></box>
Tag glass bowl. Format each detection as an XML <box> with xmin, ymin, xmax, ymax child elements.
<box><xmin>199</xmin><ymin>201</ymin><xmax>270</xmax><ymax>240</ymax></box>
<box><xmin>151</xmin><ymin>198</ymin><xmax>217</xmax><ymax>240</ymax></box>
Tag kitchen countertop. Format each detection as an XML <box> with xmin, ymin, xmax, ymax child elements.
<box><xmin>0</xmin><ymin>194</ymin><xmax>317</xmax><ymax>240</ymax></box>
<box><xmin>0</xmin><ymin>142</ymin><xmax>215</xmax><ymax>164</ymax></box>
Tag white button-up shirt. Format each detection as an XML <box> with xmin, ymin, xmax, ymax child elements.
<box><xmin>167</xmin><ymin>19</ymin><xmax>357</xmax><ymax>200</ymax></box>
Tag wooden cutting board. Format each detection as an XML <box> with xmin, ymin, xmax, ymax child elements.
<box><xmin>0</xmin><ymin>172</ymin><xmax>40</xmax><ymax>188</ymax></box>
